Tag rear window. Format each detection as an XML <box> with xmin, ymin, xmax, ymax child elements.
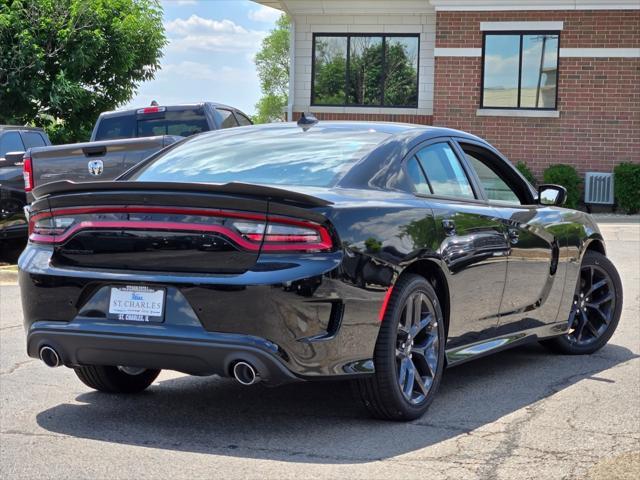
<box><xmin>130</xmin><ymin>125</ymin><xmax>390</xmax><ymax>187</ymax></box>
<box><xmin>94</xmin><ymin>109</ymin><xmax>209</xmax><ymax>140</ymax></box>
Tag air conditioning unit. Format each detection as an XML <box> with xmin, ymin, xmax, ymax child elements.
<box><xmin>584</xmin><ymin>172</ymin><xmax>614</xmax><ymax>205</ymax></box>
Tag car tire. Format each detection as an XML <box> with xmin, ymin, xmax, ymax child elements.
<box><xmin>356</xmin><ymin>274</ymin><xmax>445</xmax><ymax>421</ymax></box>
<box><xmin>74</xmin><ymin>365</ymin><xmax>160</xmax><ymax>393</ymax></box>
<box><xmin>541</xmin><ymin>250</ymin><xmax>623</xmax><ymax>355</ymax></box>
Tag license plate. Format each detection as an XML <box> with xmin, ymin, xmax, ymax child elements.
<box><xmin>108</xmin><ymin>286</ymin><xmax>165</xmax><ymax>322</ymax></box>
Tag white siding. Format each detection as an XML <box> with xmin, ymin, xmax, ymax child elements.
<box><xmin>291</xmin><ymin>11</ymin><xmax>436</xmax><ymax>116</ymax></box>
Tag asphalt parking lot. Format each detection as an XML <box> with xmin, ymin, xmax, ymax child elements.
<box><xmin>1</xmin><ymin>222</ymin><xmax>638</xmax><ymax>479</ymax></box>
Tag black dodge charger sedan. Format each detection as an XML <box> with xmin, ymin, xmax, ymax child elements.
<box><xmin>19</xmin><ymin>120</ymin><xmax>622</xmax><ymax>421</ymax></box>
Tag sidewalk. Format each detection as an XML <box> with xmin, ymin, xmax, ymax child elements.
<box><xmin>592</xmin><ymin>213</ymin><xmax>640</xmax><ymax>224</ymax></box>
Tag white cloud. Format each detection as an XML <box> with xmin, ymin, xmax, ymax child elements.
<box><xmin>161</xmin><ymin>61</ymin><xmax>254</xmax><ymax>83</ymax></box>
<box><xmin>164</xmin><ymin>0</ymin><xmax>197</xmax><ymax>5</ymax></box>
<box><xmin>164</xmin><ymin>14</ymin><xmax>267</xmax><ymax>53</ymax></box>
<box><xmin>248</xmin><ymin>5</ymin><xmax>281</xmax><ymax>23</ymax></box>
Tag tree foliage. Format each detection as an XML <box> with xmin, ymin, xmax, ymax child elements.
<box><xmin>0</xmin><ymin>0</ymin><xmax>166</xmax><ymax>143</ymax></box>
<box><xmin>253</xmin><ymin>14</ymin><xmax>289</xmax><ymax>123</ymax></box>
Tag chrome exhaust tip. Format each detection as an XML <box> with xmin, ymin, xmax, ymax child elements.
<box><xmin>232</xmin><ymin>361</ymin><xmax>259</xmax><ymax>386</ymax></box>
<box><xmin>39</xmin><ymin>346</ymin><xmax>61</xmax><ymax>368</ymax></box>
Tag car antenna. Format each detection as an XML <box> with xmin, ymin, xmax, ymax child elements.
<box><xmin>297</xmin><ymin>112</ymin><xmax>318</xmax><ymax>131</ymax></box>
<box><xmin>150</xmin><ymin>100</ymin><xmax>159</xmax><ymax>106</ymax></box>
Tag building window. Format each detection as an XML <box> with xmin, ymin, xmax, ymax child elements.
<box><xmin>312</xmin><ymin>34</ymin><xmax>419</xmax><ymax>108</ymax></box>
<box><xmin>481</xmin><ymin>32</ymin><xmax>559</xmax><ymax>110</ymax></box>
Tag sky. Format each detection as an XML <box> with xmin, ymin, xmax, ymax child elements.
<box><xmin>122</xmin><ymin>0</ymin><xmax>281</xmax><ymax>116</ymax></box>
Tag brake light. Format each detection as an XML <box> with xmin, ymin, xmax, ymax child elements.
<box><xmin>23</xmin><ymin>156</ymin><xmax>33</xmax><ymax>192</ymax></box>
<box><xmin>136</xmin><ymin>106</ymin><xmax>165</xmax><ymax>114</ymax></box>
<box><xmin>27</xmin><ymin>206</ymin><xmax>334</xmax><ymax>252</ymax></box>
<box><xmin>231</xmin><ymin>217</ymin><xmax>332</xmax><ymax>251</ymax></box>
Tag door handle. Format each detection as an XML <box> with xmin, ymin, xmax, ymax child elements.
<box><xmin>507</xmin><ymin>228</ymin><xmax>519</xmax><ymax>244</ymax></box>
<box><xmin>442</xmin><ymin>219</ymin><xmax>456</xmax><ymax>236</ymax></box>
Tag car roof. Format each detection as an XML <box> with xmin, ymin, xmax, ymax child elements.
<box><xmin>100</xmin><ymin>102</ymin><xmax>241</xmax><ymax>118</ymax></box>
<box><xmin>203</xmin><ymin>120</ymin><xmax>485</xmax><ymax>143</ymax></box>
<box><xmin>0</xmin><ymin>125</ymin><xmax>46</xmax><ymax>133</ymax></box>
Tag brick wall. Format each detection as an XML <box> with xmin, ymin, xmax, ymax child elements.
<box><xmin>433</xmin><ymin>10</ymin><xmax>640</xmax><ymax>177</ymax></box>
<box><xmin>436</xmin><ymin>10</ymin><xmax>639</xmax><ymax>49</ymax></box>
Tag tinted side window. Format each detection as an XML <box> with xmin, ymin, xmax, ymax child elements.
<box><xmin>21</xmin><ymin>131</ymin><xmax>47</xmax><ymax>149</ymax></box>
<box><xmin>235</xmin><ymin>112</ymin><xmax>252</xmax><ymax>126</ymax></box>
<box><xmin>0</xmin><ymin>132</ymin><xmax>25</xmax><ymax>156</ymax></box>
<box><xmin>464</xmin><ymin>151</ymin><xmax>521</xmax><ymax>205</ymax></box>
<box><xmin>218</xmin><ymin>109</ymin><xmax>239</xmax><ymax>129</ymax></box>
<box><xmin>406</xmin><ymin>156</ymin><xmax>431</xmax><ymax>194</ymax></box>
<box><xmin>94</xmin><ymin>115</ymin><xmax>136</xmax><ymax>140</ymax></box>
<box><xmin>415</xmin><ymin>143</ymin><xmax>474</xmax><ymax>199</ymax></box>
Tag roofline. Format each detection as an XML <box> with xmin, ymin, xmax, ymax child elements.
<box><xmin>252</xmin><ymin>0</ymin><xmax>640</xmax><ymax>12</ymax></box>
<box><xmin>0</xmin><ymin>125</ymin><xmax>46</xmax><ymax>132</ymax></box>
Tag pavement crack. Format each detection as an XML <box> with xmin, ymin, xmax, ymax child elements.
<box><xmin>0</xmin><ymin>359</ymin><xmax>36</xmax><ymax>376</ymax></box>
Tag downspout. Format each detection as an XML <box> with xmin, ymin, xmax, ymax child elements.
<box><xmin>288</xmin><ymin>17</ymin><xmax>295</xmax><ymax>121</ymax></box>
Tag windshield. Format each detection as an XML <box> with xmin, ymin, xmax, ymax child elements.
<box><xmin>130</xmin><ymin>125</ymin><xmax>390</xmax><ymax>187</ymax></box>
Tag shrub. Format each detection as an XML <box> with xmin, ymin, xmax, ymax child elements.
<box><xmin>516</xmin><ymin>161</ymin><xmax>537</xmax><ymax>186</ymax></box>
<box><xmin>543</xmin><ymin>164</ymin><xmax>582</xmax><ymax>209</ymax></box>
<box><xmin>614</xmin><ymin>163</ymin><xmax>640</xmax><ymax>214</ymax></box>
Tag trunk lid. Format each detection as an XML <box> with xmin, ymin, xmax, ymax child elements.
<box><xmin>29</xmin><ymin>181</ymin><xmax>333</xmax><ymax>275</ymax></box>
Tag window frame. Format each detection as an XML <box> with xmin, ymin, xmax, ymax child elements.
<box><xmin>216</xmin><ymin>108</ymin><xmax>239</xmax><ymax>129</ymax></box>
<box><xmin>452</xmin><ymin>139</ymin><xmax>537</xmax><ymax>206</ymax></box>
<box><xmin>401</xmin><ymin>137</ymin><xmax>484</xmax><ymax>203</ymax></box>
<box><xmin>480</xmin><ymin>31</ymin><xmax>561</xmax><ymax>111</ymax></box>
<box><xmin>311</xmin><ymin>32</ymin><xmax>421</xmax><ymax>109</ymax></box>
<box><xmin>233</xmin><ymin>111</ymin><xmax>253</xmax><ymax>126</ymax></box>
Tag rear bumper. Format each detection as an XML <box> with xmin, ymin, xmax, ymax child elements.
<box><xmin>27</xmin><ymin>321</ymin><xmax>299</xmax><ymax>386</ymax></box>
<box><xmin>20</xmin><ymin>245</ymin><xmax>388</xmax><ymax>380</ymax></box>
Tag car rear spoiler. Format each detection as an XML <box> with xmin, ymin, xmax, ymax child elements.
<box><xmin>31</xmin><ymin>180</ymin><xmax>333</xmax><ymax>207</ymax></box>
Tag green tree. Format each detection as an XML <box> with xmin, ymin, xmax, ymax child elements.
<box><xmin>0</xmin><ymin>0</ymin><xmax>166</xmax><ymax>143</ymax></box>
<box><xmin>254</xmin><ymin>14</ymin><xmax>289</xmax><ymax>123</ymax></box>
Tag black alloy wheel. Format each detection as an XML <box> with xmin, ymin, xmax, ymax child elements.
<box><xmin>356</xmin><ymin>274</ymin><xmax>445</xmax><ymax>421</ymax></box>
<box><xmin>395</xmin><ymin>290</ymin><xmax>440</xmax><ymax>405</ymax></box>
<box><xmin>542</xmin><ymin>250</ymin><xmax>622</xmax><ymax>355</ymax></box>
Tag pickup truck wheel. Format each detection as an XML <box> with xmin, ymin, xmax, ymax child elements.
<box><xmin>74</xmin><ymin>365</ymin><xmax>160</xmax><ymax>393</ymax></box>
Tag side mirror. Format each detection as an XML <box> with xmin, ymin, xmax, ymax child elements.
<box><xmin>538</xmin><ymin>184</ymin><xmax>567</xmax><ymax>206</ymax></box>
<box><xmin>3</xmin><ymin>151</ymin><xmax>25</xmax><ymax>166</ymax></box>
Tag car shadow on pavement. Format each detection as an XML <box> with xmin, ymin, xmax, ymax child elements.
<box><xmin>36</xmin><ymin>342</ymin><xmax>637</xmax><ymax>464</ymax></box>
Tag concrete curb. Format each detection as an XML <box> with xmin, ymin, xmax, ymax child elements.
<box><xmin>592</xmin><ymin>214</ymin><xmax>640</xmax><ymax>224</ymax></box>
<box><xmin>0</xmin><ymin>267</ymin><xmax>18</xmax><ymax>284</ymax></box>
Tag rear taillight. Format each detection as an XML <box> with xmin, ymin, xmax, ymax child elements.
<box><xmin>28</xmin><ymin>206</ymin><xmax>334</xmax><ymax>252</ymax></box>
<box><xmin>23</xmin><ymin>157</ymin><xmax>33</xmax><ymax>192</ymax></box>
<box><xmin>28</xmin><ymin>212</ymin><xmax>75</xmax><ymax>242</ymax></box>
<box><xmin>231</xmin><ymin>217</ymin><xmax>332</xmax><ymax>252</ymax></box>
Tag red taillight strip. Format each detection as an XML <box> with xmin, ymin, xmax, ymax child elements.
<box><xmin>37</xmin><ymin>206</ymin><xmax>268</xmax><ymax>221</ymax></box>
<box><xmin>378</xmin><ymin>286</ymin><xmax>395</xmax><ymax>322</ymax></box>
<box><xmin>29</xmin><ymin>209</ymin><xmax>333</xmax><ymax>252</ymax></box>
<box><xmin>31</xmin><ymin>221</ymin><xmax>263</xmax><ymax>250</ymax></box>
